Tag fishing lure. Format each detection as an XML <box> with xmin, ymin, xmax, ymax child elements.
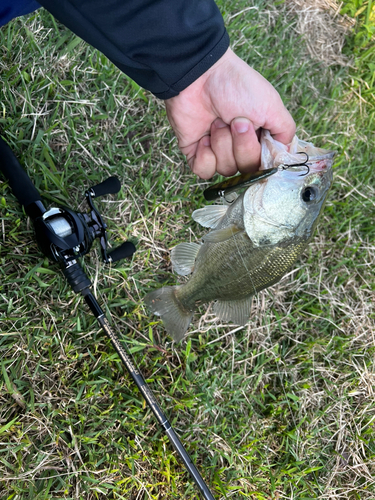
<box><xmin>203</xmin><ymin>152</ymin><xmax>310</xmax><ymax>202</ymax></box>
<box><xmin>203</xmin><ymin>167</ymin><xmax>277</xmax><ymax>201</ymax></box>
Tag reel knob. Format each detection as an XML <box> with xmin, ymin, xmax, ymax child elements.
<box><xmin>106</xmin><ymin>241</ymin><xmax>136</xmax><ymax>263</ymax></box>
<box><xmin>88</xmin><ymin>176</ymin><xmax>121</xmax><ymax>198</ymax></box>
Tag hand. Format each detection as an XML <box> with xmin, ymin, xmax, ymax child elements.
<box><xmin>165</xmin><ymin>48</ymin><xmax>296</xmax><ymax>179</ymax></box>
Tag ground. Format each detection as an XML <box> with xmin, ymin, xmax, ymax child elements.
<box><xmin>0</xmin><ymin>1</ymin><xmax>374</xmax><ymax>499</ymax></box>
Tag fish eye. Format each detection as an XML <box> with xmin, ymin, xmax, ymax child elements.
<box><xmin>301</xmin><ymin>186</ymin><xmax>319</xmax><ymax>203</ymax></box>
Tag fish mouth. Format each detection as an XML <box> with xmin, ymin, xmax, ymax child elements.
<box><xmin>277</xmin><ymin>155</ymin><xmax>334</xmax><ymax>176</ymax></box>
<box><xmin>309</xmin><ymin>156</ymin><xmax>335</xmax><ymax>173</ymax></box>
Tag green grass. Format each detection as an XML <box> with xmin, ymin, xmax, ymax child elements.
<box><xmin>340</xmin><ymin>0</ymin><xmax>375</xmax><ymax>109</ymax></box>
<box><xmin>0</xmin><ymin>1</ymin><xmax>374</xmax><ymax>499</ymax></box>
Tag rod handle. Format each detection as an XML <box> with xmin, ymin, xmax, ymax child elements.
<box><xmin>0</xmin><ymin>136</ymin><xmax>43</xmax><ymax>213</ymax></box>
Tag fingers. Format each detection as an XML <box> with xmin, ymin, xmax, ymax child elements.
<box><xmin>231</xmin><ymin>118</ymin><xmax>260</xmax><ymax>173</ymax></box>
<box><xmin>210</xmin><ymin>119</ymin><xmax>237</xmax><ymax>176</ymax></box>
<box><xmin>189</xmin><ymin>117</ymin><xmax>261</xmax><ymax>179</ymax></box>
<box><xmin>210</xmin><ymin>117</ymin><xmax>260</xmax><ymax>175</ymax></box>
<box><xmin>188</xmin><ymin>135</ymin><xmax>216</xmax><ymax>180</ymax></box>
<box><xmin>265</xmin><ymin>105</ymin><xmax>296</xmax><ymax>146</ymax></box>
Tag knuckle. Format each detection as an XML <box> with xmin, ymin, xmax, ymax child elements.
<box><xmin>217</xmin><ymin>165</ymin><xmax>237</xmax><ymax>177</ymax></box>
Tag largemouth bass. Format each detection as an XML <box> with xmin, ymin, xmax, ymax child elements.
<box><xmin>145</xmin><ymin>130</ymin><xmax>334</xmax><ymax>341</ymax></box>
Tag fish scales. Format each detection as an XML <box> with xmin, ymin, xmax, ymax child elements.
<box><xmin>176</xmin><ymin>233</ymin><xmax>307</xmax><ymax>310</ymax></box>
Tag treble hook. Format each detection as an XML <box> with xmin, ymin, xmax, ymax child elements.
<box><xmin>281</xmin><ymin>152</ymin><xmax>310</xmax><ymax>176</ymax></box>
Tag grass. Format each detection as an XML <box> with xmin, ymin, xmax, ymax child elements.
<box><xmin>0</xmin><ymin>1</ymin><xmax>374</xmax><ymax>499</ymax></box>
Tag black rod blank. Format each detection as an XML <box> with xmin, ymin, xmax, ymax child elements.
<box><xmin>83</xmin><ymin>289</ymin><xmax>216</xmax><ymax>500</ymax></box>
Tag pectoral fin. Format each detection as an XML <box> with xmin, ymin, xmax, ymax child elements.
<box><xmin>214</xmin><ymin>296</ymin><xmax>253</xmax><ymax>325</ymax></box>
<box><xmin>192</xmin><ymin>205</ymin><xmax>228</xmax><ymax>228</ymax></box>
<box><xmin>171</xmin><ymin>242</ymin><xmax>201</xmax><ymax>276</ymax></box>
<box><xmin>203</xmin><ymin>224</ymin><xmax>242</xmax><ymax>243</ymax></box>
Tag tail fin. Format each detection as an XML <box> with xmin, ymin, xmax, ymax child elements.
<box><xmin>145</xmin><ymin>286</ymin><xmax>193</xmax><ymax>342</ymax></box>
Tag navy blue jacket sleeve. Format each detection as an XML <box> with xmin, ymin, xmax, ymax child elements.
<box><xmin>37</xmin><ymin>0</ymin><xmax>230</xmax><ymax>99</ymax></box>
<box><xmin>0</xmin><ymin>0</ymin><xmax>41</xmax><ymax>26</ymax></box>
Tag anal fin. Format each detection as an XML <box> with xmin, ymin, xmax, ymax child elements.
<box><xmin>214</xmin><ymin>296</ymin><xmax>253</xmax><ymax>326</ymax></box>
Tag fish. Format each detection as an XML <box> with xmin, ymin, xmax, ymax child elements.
<box><xmin>145</xmin><ymin>130</ymin><xmax>335</xmax><ymax>341</ymax></box>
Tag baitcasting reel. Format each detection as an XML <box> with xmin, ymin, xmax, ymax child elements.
<box><xmin>0</xmin><ymin>135</ymin><xmax>135</xmax><ymax>289</ymax></box>
<box><xmin>30</xmin><ymin>175</ymin><xmax>136</xmax><ymax>294</ymax></box>
<box><xmin>32</xmin><ymin>176</ymin><xmax>135</xmax><ymax>265</ymax></box>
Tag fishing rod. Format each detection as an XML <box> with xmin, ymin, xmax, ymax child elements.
<box><xmin>0</xmin><ymin>136</ymin><xmax>216</xmax><ymax>500</ymax></box>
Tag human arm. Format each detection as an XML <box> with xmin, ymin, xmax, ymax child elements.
<box><xmin>36</xmin><ymin>0</ymin><xmax>229</xmax><ymax>99</ymax></box>
<box><xmin>37</xmin><ymin>0</ymin><xmax>295</xmax><ymax>178</ymax></box>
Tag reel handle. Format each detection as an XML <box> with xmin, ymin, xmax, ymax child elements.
<box><xmin>89</xmin><ymin>176</ymin><xmax>121</xmax><ymax>198</ymax></box>
<box><xmin>107</xmin><ymin>241</ymin><xmax>136</xmax><ymax>263</ymax></box>
<box><xmin>0</xmin><ymin>136</ymin><xmax>46</xmax><ymax>218</ymax></box>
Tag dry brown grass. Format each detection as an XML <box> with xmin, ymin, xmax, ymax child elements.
<box><xmin>285</xmin><ymin>0</ymin><xmax>355</xmax><ymax>66</ymax></box>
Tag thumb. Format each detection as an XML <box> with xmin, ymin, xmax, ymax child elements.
<box><xmin>265</xmin><ymin>105</ymin><xmax>296</xmax><ymax>145</ymax></box>
<box><xmin>231</xmin><ymin>118</ymin><xmax>261</xmax><ymax>172</ymax></box>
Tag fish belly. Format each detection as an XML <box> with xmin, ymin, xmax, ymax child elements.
<box><xmin>176</xmin><ymin>231</ymin><xmax>307</xmax><ymax>309</ymax></box>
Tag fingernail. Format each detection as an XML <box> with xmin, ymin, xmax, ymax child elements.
<box><xmin>202</xmin><ymin>135</ymin><xmax>211</xmax><ymax>146</ymax></box>
<box><xmin>233</xmin><ymin>117</ymin><xmax>250</xmax><ymax>134</ymax></box>
<box><xmin>214</xmin><ymin>118</ymin><xmax>227</xmax><ymax>129</ymax></box>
